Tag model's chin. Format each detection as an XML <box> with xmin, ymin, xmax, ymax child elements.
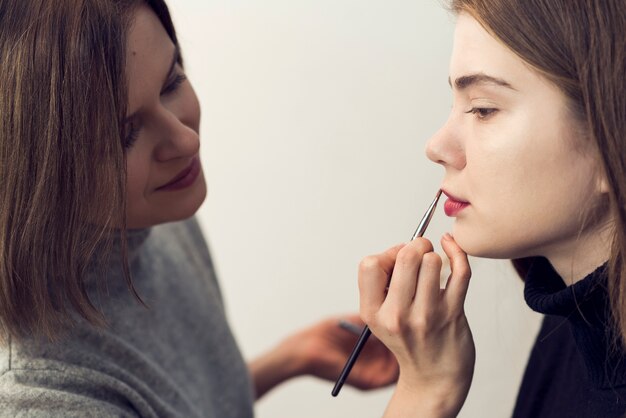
<box><xmin>452</xmin><ymin>223</ymin><xmax>522</xmax><ymax>260</ymax></box>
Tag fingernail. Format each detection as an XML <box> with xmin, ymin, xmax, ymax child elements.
<box><xmin>443</xmin><ymin>232</ymin><xmax>453</xmax><ymax>241</ymax></box>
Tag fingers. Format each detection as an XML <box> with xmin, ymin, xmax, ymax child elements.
<box><xmin>413</xmin><ymin>251</ymin><xmax>443</xmax><ymax>317</ymax></box>
<box><xmin>359</xmin><ymin>238</ymin><xmax>437</xmax><ymax>328</ymax></box>
<box><xmin>441</xmin><ymin>233</ymin><xmax>471</xmax><ymax>311</ymax></box>
<box><xmin>359</xmin><ymin>235</ymin><xmax>471</xmax><ymax>327</ymax></box>
<box><xmin>358</xmin><ymin>244</ymin><xmax>404</xmax><ymax>320</ymax></box>
<box><xmin>355</xmin><ymin>234</ymin><xmax>474</xmax><ymax>404</ymax></box>
<box><xmin>385</xmin><ymin>238</ymin><xmax>434</xmax><ymax>306</ymax></box>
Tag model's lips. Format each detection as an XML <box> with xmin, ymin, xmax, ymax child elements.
<box><xmin>156</xmin><ymin>156</ymin><xmax>201</xmax><ymax>191</ymax></box>
<box><xmin>441</xmin><ymin>189</ymin><xmax>470</xmax><ymax>217</ymax></box>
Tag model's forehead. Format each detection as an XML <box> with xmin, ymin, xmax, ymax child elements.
<box><xmin>449</xmin><ymin>13</ymin><xmax>528</xmax><ymax>89</ymax></box>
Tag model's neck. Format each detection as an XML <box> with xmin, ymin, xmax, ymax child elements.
<box><xmin>545</xmin><ymin>219</ymin><xmax>613</xmax><ymax>285</ymax></box>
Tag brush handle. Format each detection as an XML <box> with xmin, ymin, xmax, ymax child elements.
<box><xmin>331</xmin><ymin>325</ymin><xmax>372</xmax><ymax>397</ymax></box>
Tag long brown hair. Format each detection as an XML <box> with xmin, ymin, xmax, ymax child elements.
<box><xmin>449</xmin><ymin>0</ymin><xmax>626</xmax><ymax>341</ymax></box>
<box><xmin>0</xmin><ymin>0</ymin><xmax>180</xmax><ymax>342</ymax></box>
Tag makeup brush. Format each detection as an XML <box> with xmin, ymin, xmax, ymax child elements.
<box><xmin>331</xmin><ymin>189</ymin><xmax>443</xmax><ymax>397</ymax></box>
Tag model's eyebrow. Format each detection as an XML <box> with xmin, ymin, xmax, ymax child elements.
<box><xmin>448</xmin><ymin>73</ymin><xmax>516</xmax><ymax>91</ymax></box>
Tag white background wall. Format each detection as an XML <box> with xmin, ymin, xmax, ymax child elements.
<box><xmin>167</xmin><ymin>1</ymin><xmax>543</xmax><ymax>417</ymax></box>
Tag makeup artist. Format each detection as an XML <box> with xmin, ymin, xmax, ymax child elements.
<box><xmin>0</xmin><ymin>1</ymin><xmax>400</xmax><ymax>416</ymax></box>
<box><xmin>357</xmin><ymin>1</ymin><xmax>626</xmax><ymax>417</ymax></box>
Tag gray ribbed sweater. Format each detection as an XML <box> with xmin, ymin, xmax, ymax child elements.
<box><xmin>0</xmin><ymin>218</ymin><xmax>254</xmax><ymax>417</ymax></box>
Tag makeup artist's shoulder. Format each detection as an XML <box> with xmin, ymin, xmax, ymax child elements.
<box><xmin>156</xmin><ymin>216</ymin><xmax>203</xmax><ymax>237</ymax></box>
<box><xmin>151</xmin><ymin>216</ymin><xmax>211</xmax><ymax>254</ymax></box>
<box><xmin>0</xmin><ymin>365</ymin><xmax>140</xmax><ymax>417</ymax></box>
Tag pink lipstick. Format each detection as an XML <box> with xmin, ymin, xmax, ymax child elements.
<box><xmin>442</xmin><ymin>190</ymin><xmax>470</xmax><ymax>217</ymax></box>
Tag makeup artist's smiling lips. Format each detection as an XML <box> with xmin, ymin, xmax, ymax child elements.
<box><xmin>442</xmin><ymin>189</ymin><xmax>470</xmax><ymax>217</ymax></box>
<box><xmin>156</xmin><ymin>156</ymin><xmax>201</xmax><ymax>191</ymax></box>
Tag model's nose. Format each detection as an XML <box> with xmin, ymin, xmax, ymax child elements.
<box><xmin>425</xmin><ymin>117</ymin><xmax>466</xmax><ymax>169</ymax></box>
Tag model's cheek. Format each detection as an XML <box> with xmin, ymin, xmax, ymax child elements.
<box><xmin>456</xmin><ymin>150</ymin><xmax>542</xmax><ymax>257</ymax></box>
<box><xmin>464</xmin><ymin>139</ymin><xmax>527</xmax><ymax>214</ymax></box>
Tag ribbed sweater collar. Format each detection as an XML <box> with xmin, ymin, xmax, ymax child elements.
<box><xmin>524</xmin><ymin>257</ymin><xmax>626</xmax><ymax>389</ymax></box>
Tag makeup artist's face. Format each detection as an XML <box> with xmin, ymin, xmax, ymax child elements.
<box><xmin>124</xmin><ymin>5</ymin><xmax>206</xmax><ymax>229</ymax></box>
<box><xmin>425</xmin><ymin>14</ymin><xmax>608</xmax><ymax>260</ymax></box>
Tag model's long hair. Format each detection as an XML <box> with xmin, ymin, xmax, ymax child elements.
<box><xmin>0</xmin><ymin>0</ymin><xmax>179</xmax><ymax>342</ymax></box>
<box><xmin>449</xmin><ymin>0</ymin><xmax>626</xmax><ymax>341</ymax></box>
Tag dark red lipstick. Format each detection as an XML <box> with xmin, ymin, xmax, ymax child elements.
<box><xmin>156</xmin><ymin>156</ymin><xmax>201</xmax><ymax>192</ymax></box>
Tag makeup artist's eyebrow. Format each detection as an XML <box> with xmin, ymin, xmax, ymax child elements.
<box><xmin>124</xmin><ymin>47</ymin><xmax>181</xmax><ymax>123</ymax></box>
<box><xmin>448</xmin><ymin>73</ymin><xmax>516</xmax><ymax>91</ymax></box>
<box><xmin>162</xmin><ymin>46</ymin><xmax>181</xmax><ymax>87</ymax></box>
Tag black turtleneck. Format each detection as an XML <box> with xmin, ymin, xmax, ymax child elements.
<box><xmin>512</xmin><ymin>257</ymin><xmax>626</xmax><ymax>418</ymax></box>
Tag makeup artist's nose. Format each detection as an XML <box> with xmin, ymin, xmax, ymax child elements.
<box><xmin>425</xmin><ymin>118</ymin><xmax>466</xmax><ymax>170</ymax></box>
<box><xmin>154</xmin><ymin>112</ymin><xmax>200</xmax><ymax>162</ymax></box>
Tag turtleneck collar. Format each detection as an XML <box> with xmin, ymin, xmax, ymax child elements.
<box><xmin>524</xmin><ymin>257</ymin><xmax>626</xmax><ymax>389</ymax></box>
<box><xmin>524</xmin><ymin>257</ymin><xmax>608</xmax><ymax>317</ymax></box>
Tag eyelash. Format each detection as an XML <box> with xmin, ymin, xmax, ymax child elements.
<box><xmin>161</xmin><ymin>73</ymin><xmax>187</xmax><ymax>95</ymax></box>
<box><xmin>123</xmin><ymin>121</ymin><xmax>140</xmax><ymax>149</ymax></box>
<box><xmin>465</xmin><ymin>107</ymin><xmax>498</xmax><ymax>120</ymax></box>
<box><xmin>123</xmin><ymin>73</ymin><xmax>188</xmax><ymax>150</ymax></box>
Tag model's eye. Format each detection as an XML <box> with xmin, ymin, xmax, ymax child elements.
<box><xmin>161</xmin><ymin>73</ymin><xmax>187</xmax><ymax>96</ymax></box>
<box><xmin>464</xmin><ymin>107</ymin><xmax>498</xmax><ymax>120</ymax></box>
